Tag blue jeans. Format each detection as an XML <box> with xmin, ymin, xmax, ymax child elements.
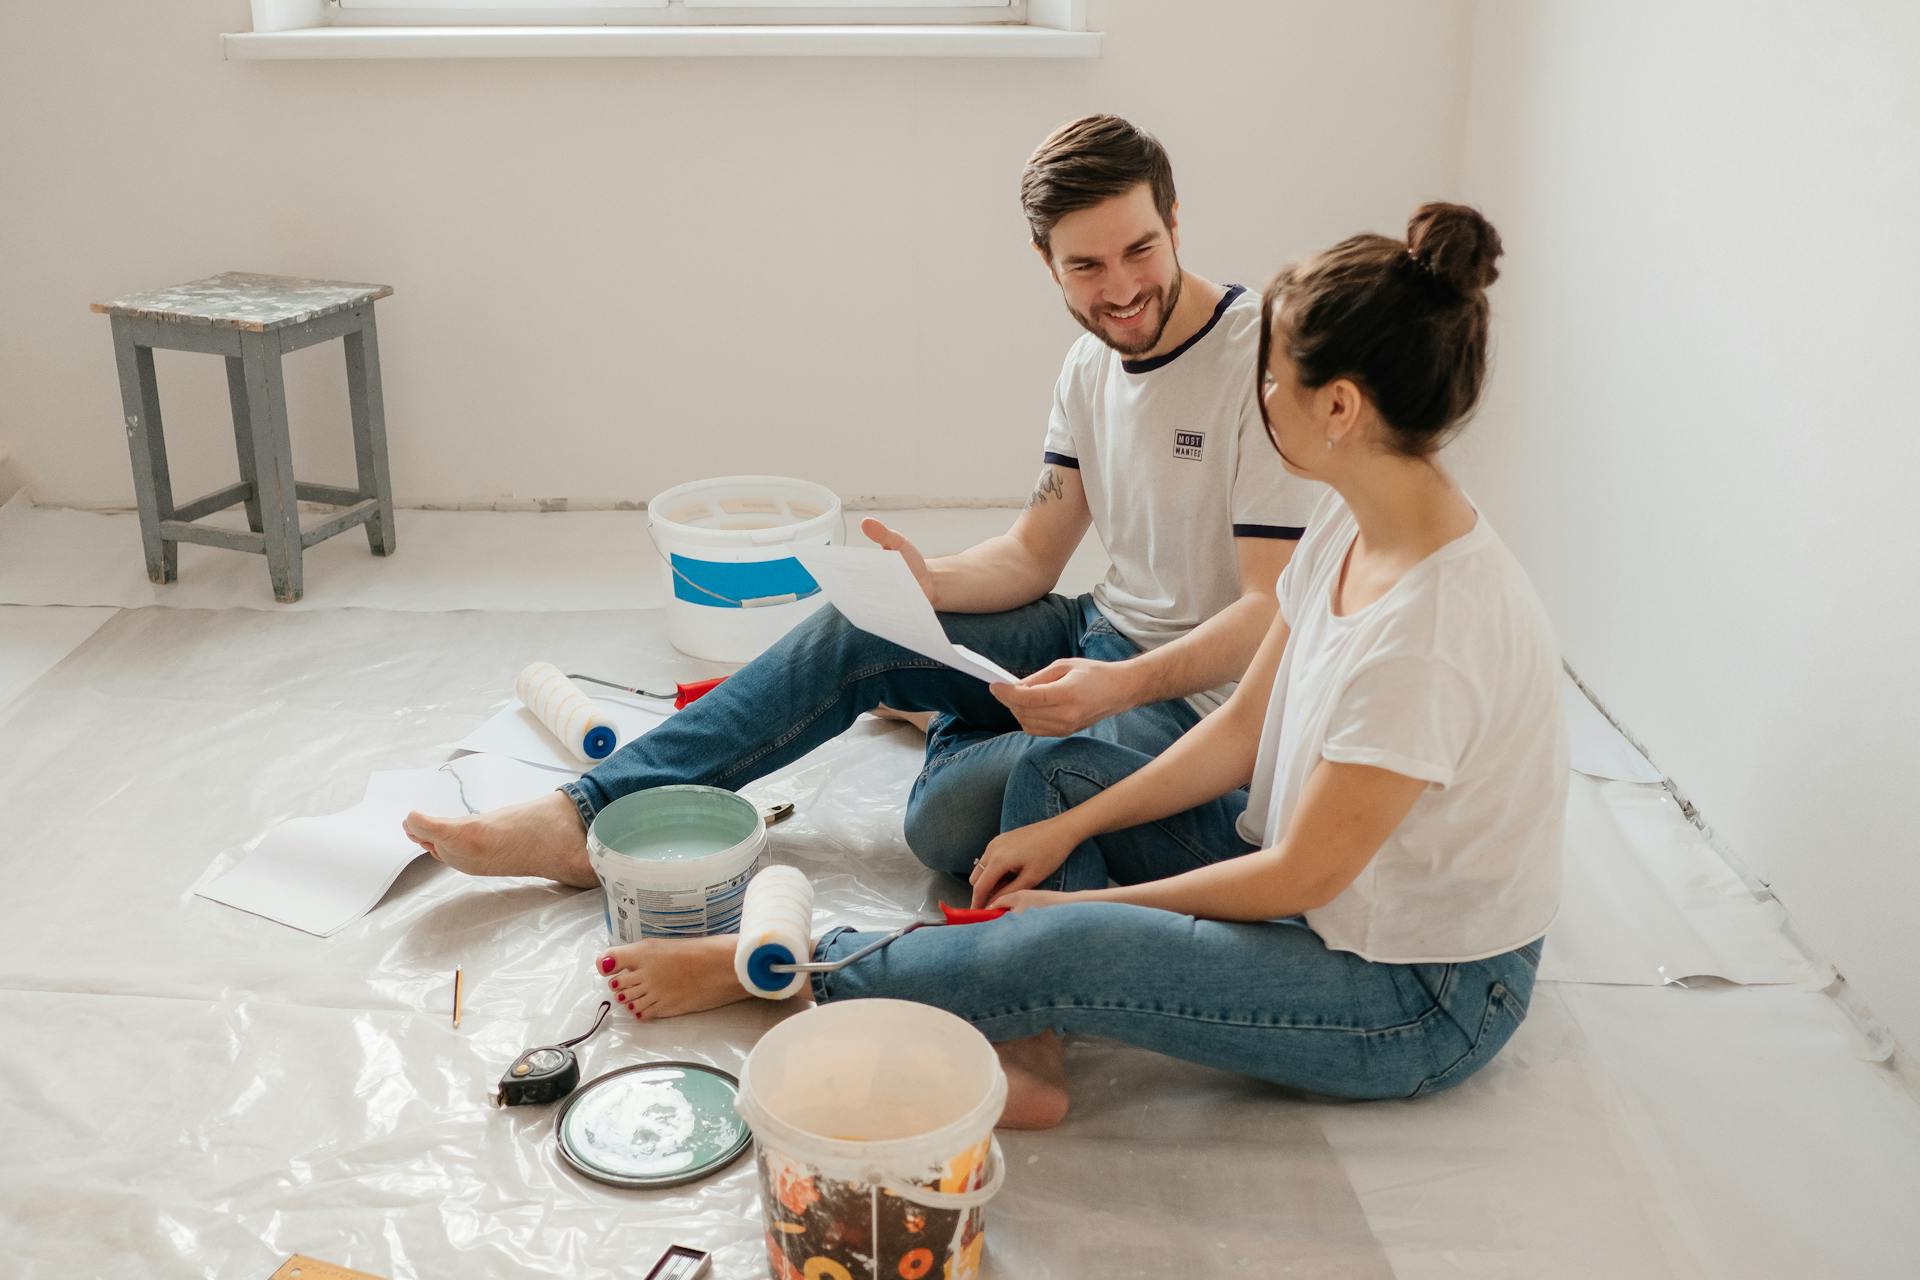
<box><xmin>809</xmin><ymin>735</ymin><xmax>1543</xmax><ymax>1099</ymax></box>
<box><xmin>560</xmin><ymin>595</ymin><xmax>1202</xmax><ymax>873</ymax></box>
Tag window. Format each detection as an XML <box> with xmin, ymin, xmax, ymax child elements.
<box><xmin>232</xmin><ymin>0</ymin><xmax>1097</xmax><ymax>57</ymax></box>
<box><xmin>329</xmin><ymin>0</ymin><xmax>1025</xmax><ymax>28</ymax></box>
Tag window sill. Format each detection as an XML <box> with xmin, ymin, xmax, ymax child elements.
<box><xmin>222</xmin><ymin>23</ymin><xmax>1102</xmax><ymax>59</ymax></box>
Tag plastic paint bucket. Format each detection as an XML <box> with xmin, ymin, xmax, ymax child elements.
<box><xmin>586</xmin><ymin>786</ymin><xmax>768</xmax><ymax>943</ymax></box>
<box><xmin>734</xmin><ymin>999</ymin><xmax>1008</xmax><ymax>1280</ymax></box>
<box><xmin>647</xmin><ymin>475</ymin><xmax>843</xmax><ymax>664</ymax></box>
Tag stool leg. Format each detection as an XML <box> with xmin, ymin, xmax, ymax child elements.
<box><xmin>344</xmin><ymin>313</ymin><xmax>396</xmax><ymax>556</ymax></box>
<box><xmin>224</xmin><ymin>355</ymin><xmax>265</xmax><ymax>534</ymax></box>
<box><xmin>239</xmin><ymin>330</ymin><xmax>302</xmax><ymax>603</ymax></box>
<box><xmin>109</xmin><ymin>316</ymin><xmax>177</xmax><ymax>584</ymax></box>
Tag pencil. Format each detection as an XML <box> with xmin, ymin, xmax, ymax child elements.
<box><xmin>453</xmin><ymin>967</ymin><xmax>463</xmax><ymax>1029</ymax></box>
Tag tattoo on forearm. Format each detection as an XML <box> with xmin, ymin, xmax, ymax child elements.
<box><xmin>1028</xmin><ymin>466</ymin><xmax>1066</xmax><ymax>509</ymax></box>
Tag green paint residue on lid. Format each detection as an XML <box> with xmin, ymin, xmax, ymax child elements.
<box><xmin>559</xmin><ymin>1064</ymin><xmax>752</xmax><ymax>1187</ymax></box>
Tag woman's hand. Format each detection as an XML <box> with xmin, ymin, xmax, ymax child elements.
<box><xmin>969</xmin><ymin>817</ymin><xmax>1082</xmax><ymax>908</ymax></box>
<box><xmin>991</xmin><ymin>888</ymin><xmax>1079</xmax><ymax>914</ymax></box>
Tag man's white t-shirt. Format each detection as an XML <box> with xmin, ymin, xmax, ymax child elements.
<box><xmin>1236</xmin><ymin>491</ymin><xmax>1567</xmax><ymax>963</ymax></box>
<box><xmin>1043</xmin><ymin>285</ymin><xmax>1320</xmax><ymax>713</ymax></box>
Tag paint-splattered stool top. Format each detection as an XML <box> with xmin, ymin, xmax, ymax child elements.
<box><xmin>91</xmin><ymin>271</ymin><xmax>393</xmax><ymax>332</ymax></box>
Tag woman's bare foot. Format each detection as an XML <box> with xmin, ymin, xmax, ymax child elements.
<box><xmin>994</xmin><ymin>1031</ymin><xmax>1070</xmax><ymax>1130</ymax></box>
<box><xmin>402</xmin><ymin>791</ymin><xmax>595</xmax><ymax>887</ymax></box>
<box><xmin>872</xmin><ymin>705</ymin><xmax>935</xmax><ymax>733</ymax></box>
<box><xmin>598</xmin><ymin>934</ymin><xmax>761</xmax><ymax>1020</ymax></box>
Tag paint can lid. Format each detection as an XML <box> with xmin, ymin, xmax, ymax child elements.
<box><xmin>556</xmin><ymin>1062</ymin><xmax>753</xmax><ymax>1190</ymax></box>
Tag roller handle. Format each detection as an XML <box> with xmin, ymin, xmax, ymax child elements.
<box><xmin>674</xmin><ymin>677</ymin><xmax>727</xmax><ymax>709</ymax></box>
<box><xmin>939</xmin><ymin>904</ymin><xmax>1009</xmax><ymax>925</ymax></box>
<box><xmin>565</xmin><ymin>672</ymin><xmax>727</xmax><ymax>709</ymax></box>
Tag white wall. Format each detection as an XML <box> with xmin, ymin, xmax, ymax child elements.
<box><xmin>1455</xmin><ymin>2</ymin><xmax>1920</xmax><ymax>1052</ymax></box>
<box><xmin>0</xmin><ymin>0</ymin><xmax>1473</xmax><ymax>509</ymax></box>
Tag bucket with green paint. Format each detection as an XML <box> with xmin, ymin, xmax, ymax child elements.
<box><xmin>586</xmin><ymin>785</ymin><xmax>769</xmax><ymax>943</ymax></box>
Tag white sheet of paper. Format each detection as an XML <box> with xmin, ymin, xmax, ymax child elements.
<box><xmin>195</xmin><ymin>754</ymin><xmax>570</xmax><ymax>936</ymax></box>
<box><xmin>196</xmin><ymin>769</ymin><xmax>458</xmax><ymax>936</ymax></box>
<box><xmin>455</xmin><ymin>695</ymin><xmax>672</xmax><ymax>773</ymax></box>
<box><xmin>1561</xmin><ymin>674</ymin><xmax>1663</xmax><ymax>783</ymax></box>
<box><xmin>793</xmin><ymin>544</ymin><xmax>1019</xmax><ymax>684</ymax></box>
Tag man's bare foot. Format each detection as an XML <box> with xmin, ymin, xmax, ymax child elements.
<box><xmin>598</xmin><ymin>934</ymin><xmax>761</xmax><ymax>1020</ymax></box>
<box><xmin>872</xmin><ymin>704</ymin><xmax>935</xmax><ymax>733</ymax></box>
<box><xmin>402</xmin><ymin>790</ymin><xmax>595</xmax><ymax>887</ymax></box>
<box><xmin>995</xmin><ymin>1030</ymin><xmax>1070</xmax><ymax>1130</ymax></box>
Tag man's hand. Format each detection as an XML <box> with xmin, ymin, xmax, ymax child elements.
<box><xmin>860</xmin><ymin>517</ymin><xmax>937</xmax><ymax>606</ymax></box>
<box><xmin>990</xmin><ymin>657</ymin><xmax>1141</xmax><ymax>737</ymax></box>
<box><xmin>969</xmin><ymin>816</ymin><xmax>1084</xmax><ymax>908</ymax></box>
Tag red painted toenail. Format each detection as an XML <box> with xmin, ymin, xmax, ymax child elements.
<box><xmin>598</xmin><ymin>956</ymin><xmax>614</xmax><ymax>975</ymax></box>
<box><xmin>608</xmin><ymin>978</ymin><xmax>619</xmax><ymax>991</ymax></box>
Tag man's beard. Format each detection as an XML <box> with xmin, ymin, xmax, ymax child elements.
<box><xmin>1066</xmin><ymin>266</ymin><xmax>1184</xmax><ymax>357</ymax></box>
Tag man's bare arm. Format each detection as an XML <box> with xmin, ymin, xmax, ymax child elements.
<box><xmin>921</xmin><ymin>463</ymin><xmax>1093</xmax><ymax>614</ymax></box>
<box><xmin>1119</xmin><ymin>534</ymin><xmax>1297</xmax><ymax>704</ymax></box>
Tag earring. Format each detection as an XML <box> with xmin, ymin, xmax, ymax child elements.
<box><xmin>1325</xmin><ymin>437</ymin><xmax>1333</xmax><ymax>450</ymax></box>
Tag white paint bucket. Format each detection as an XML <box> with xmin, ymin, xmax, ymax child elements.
<box><xmin>586</xmin><ymin>786</ymin><xmax>768</xmax><ymax>943</ymax></box>
<box><xmin>734</xmin><ymin>999</ymin><xmax>1007</xmax><ymax>1280</ymax></box>
<box><xmin>647</xmin><ymin>475</ymin><xmax>842</xmax><ymax>665</ymax></box>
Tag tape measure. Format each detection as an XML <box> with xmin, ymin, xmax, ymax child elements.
<box><xmin>491</xmin><ymin>1001</ymin><xmax>611</xmax><ymax>1108</ymax></box>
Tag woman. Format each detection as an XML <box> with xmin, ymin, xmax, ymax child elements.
<box><xmin>598</xmin><ymin>203</ymin><xmax>1566</xmax><ymax>1129</ymax></box>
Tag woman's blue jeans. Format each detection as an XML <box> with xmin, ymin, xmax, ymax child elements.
<box><xmin>559</xmin><ymin>595</ymin><xmax>1201</xmax><ymax>873</ymax></box>
<box><xmin>808</xmin><ymin>734</ymin><xmax>1543</xmax><ymax>1100</ymax></box>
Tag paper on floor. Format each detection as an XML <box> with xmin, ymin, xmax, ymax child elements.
<box><xmin>0</xmin><ymin>496</ymin><xmax>1115</xmax><ymax>613</ymax></box>
<box><xmin>195</xmin><ymin>753</ymin><xmax>566</xmax><ymax>936</ymax></box>
<box><xmin>10</xmin><ymin>604</ymin><xmax>1915</xmax><ymax>1279</ymax></box>
<box><xmin>454</xmin><ymin>695</ymin><xmax>672</xmax><ymax>773</ymax></box>
<box><xmin>0</xmin><ymin>604</ymin><xmax>117</xmax><ymax>713</ymax></box>
<box><xmin>0</xmin><ymin>494</ymin><xmax>670</xmax><ymax>612</ymax></box>
<box><xmin>1540</xmin><ymin>773</ymin><xmax>1827</xmax><ymax>987</ymax></box>
<box><xmin>1562</xmin><ymin>673</ymin><xmax>1663</xmax><ymax>783</ymax></box>
<box><xmin>1556</xmin><ymin>984</ymin><xmax>1920</xmax><ymax>1277</ymax></box>
<box><xmin>794</xmin><ymin>543</ymin><xmax>1018</xmax><ymax>684</ymax></box>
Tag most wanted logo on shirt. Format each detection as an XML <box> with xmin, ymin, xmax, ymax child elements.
<box><xmin>1173</xmin><ymin>430</ymin><xmax>1206</xmax><ymax>461</ymax></box>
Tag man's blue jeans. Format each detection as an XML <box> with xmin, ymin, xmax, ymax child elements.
<box><xmin>809</xmin><ymin>733</ymin><xmax>1543</xmax><ymax>1099</ymax></box>
<box><xmin>560</xmin><ymin>594</ymin><xmax>1203</xmax><ymax>874</ymax></box>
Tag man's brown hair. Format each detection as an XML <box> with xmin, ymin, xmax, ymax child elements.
<box><xmin>1020</xmin><ymin>115</ymin><xmax>1177</xmax><ymax>258</ymax></box>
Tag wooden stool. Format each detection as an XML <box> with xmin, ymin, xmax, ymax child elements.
<box><xmin>92</xmin><ymin>272</ymin><xmax>397</xmax><ymax>603</ymax></box>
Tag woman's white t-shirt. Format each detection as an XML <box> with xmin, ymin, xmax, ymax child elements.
<box><xmin>1236</xmin><ymin>491</ymin><xmax>1567</xmax><ymax>963</ymax></box>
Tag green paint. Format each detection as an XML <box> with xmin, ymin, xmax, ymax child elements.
<box><xmin>591</xmin><ymin>785</ymin><xmax>757</xmax><ymax>861</ymax></box>
<box><xmin>559</xmin><ymin>1063</ymin><xmax>752</xmax><ymax>1188</ymax></box>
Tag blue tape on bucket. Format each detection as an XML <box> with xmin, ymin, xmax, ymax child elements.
<box><xmin>670</xmin><ymin>554</ymin><xmax>821</xmax><ymax>609</ymax></box>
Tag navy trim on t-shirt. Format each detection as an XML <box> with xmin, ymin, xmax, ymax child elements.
<box><xmin>1042</xmin><ymin>451</ymin><xmax>1081</xmax><ymax>469</ymax></box>
<box><xmin>1120</xmin><ymin>284</ymin><xmax>1247</xmax><ymax>375</ymax></box>
<box><xmin>1232</xmin><ymin>523</ymin><xmax>1306</xmax><ymax>541</ymax></box>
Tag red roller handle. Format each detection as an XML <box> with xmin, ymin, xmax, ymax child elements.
<box><xmin>939</xmin><ymin>904</ymin><xmax>1009</xmax><ymax>926</ymax></box>
<box><xmin>674</xmin><ymin>677</ymin><xmax>728</xmax><ymax>709</ymax></box>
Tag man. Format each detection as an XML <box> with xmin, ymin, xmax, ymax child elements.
<box><xmin>403</xmin><ymin>114</ymin><xmax>1317</xmax><ymax>888</ymax></box>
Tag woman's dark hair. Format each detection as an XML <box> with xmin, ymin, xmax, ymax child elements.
<box><xmin>1020</xmin><ymin>115</ymin><xmax>1177</xmax><ymax>259</ymax></box>
<box><xmin>1259</xmin><ymin>203</ymin><xmax>1503</xmax><ymax>456</ymax></box>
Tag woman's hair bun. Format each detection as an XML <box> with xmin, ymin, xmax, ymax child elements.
<box><xmin>1406</xmin><ymin>202</ymin><xmax>1502</xmax><ymax>295</ymax></box>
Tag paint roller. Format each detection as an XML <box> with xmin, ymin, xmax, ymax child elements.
<box><xmin>734</xmin><ymin>865</ymin><xmax>1008</xmax><ymax>1000</ymax></box>
<box><xmin>515</xmin><ymin>664</ymin><xmax>732</xmax><ymax>762</ymax></box>
<box><xmin>516</xmin><ymin>661</ymin><xmax>619</xmax><ymax>762</ymax></box>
